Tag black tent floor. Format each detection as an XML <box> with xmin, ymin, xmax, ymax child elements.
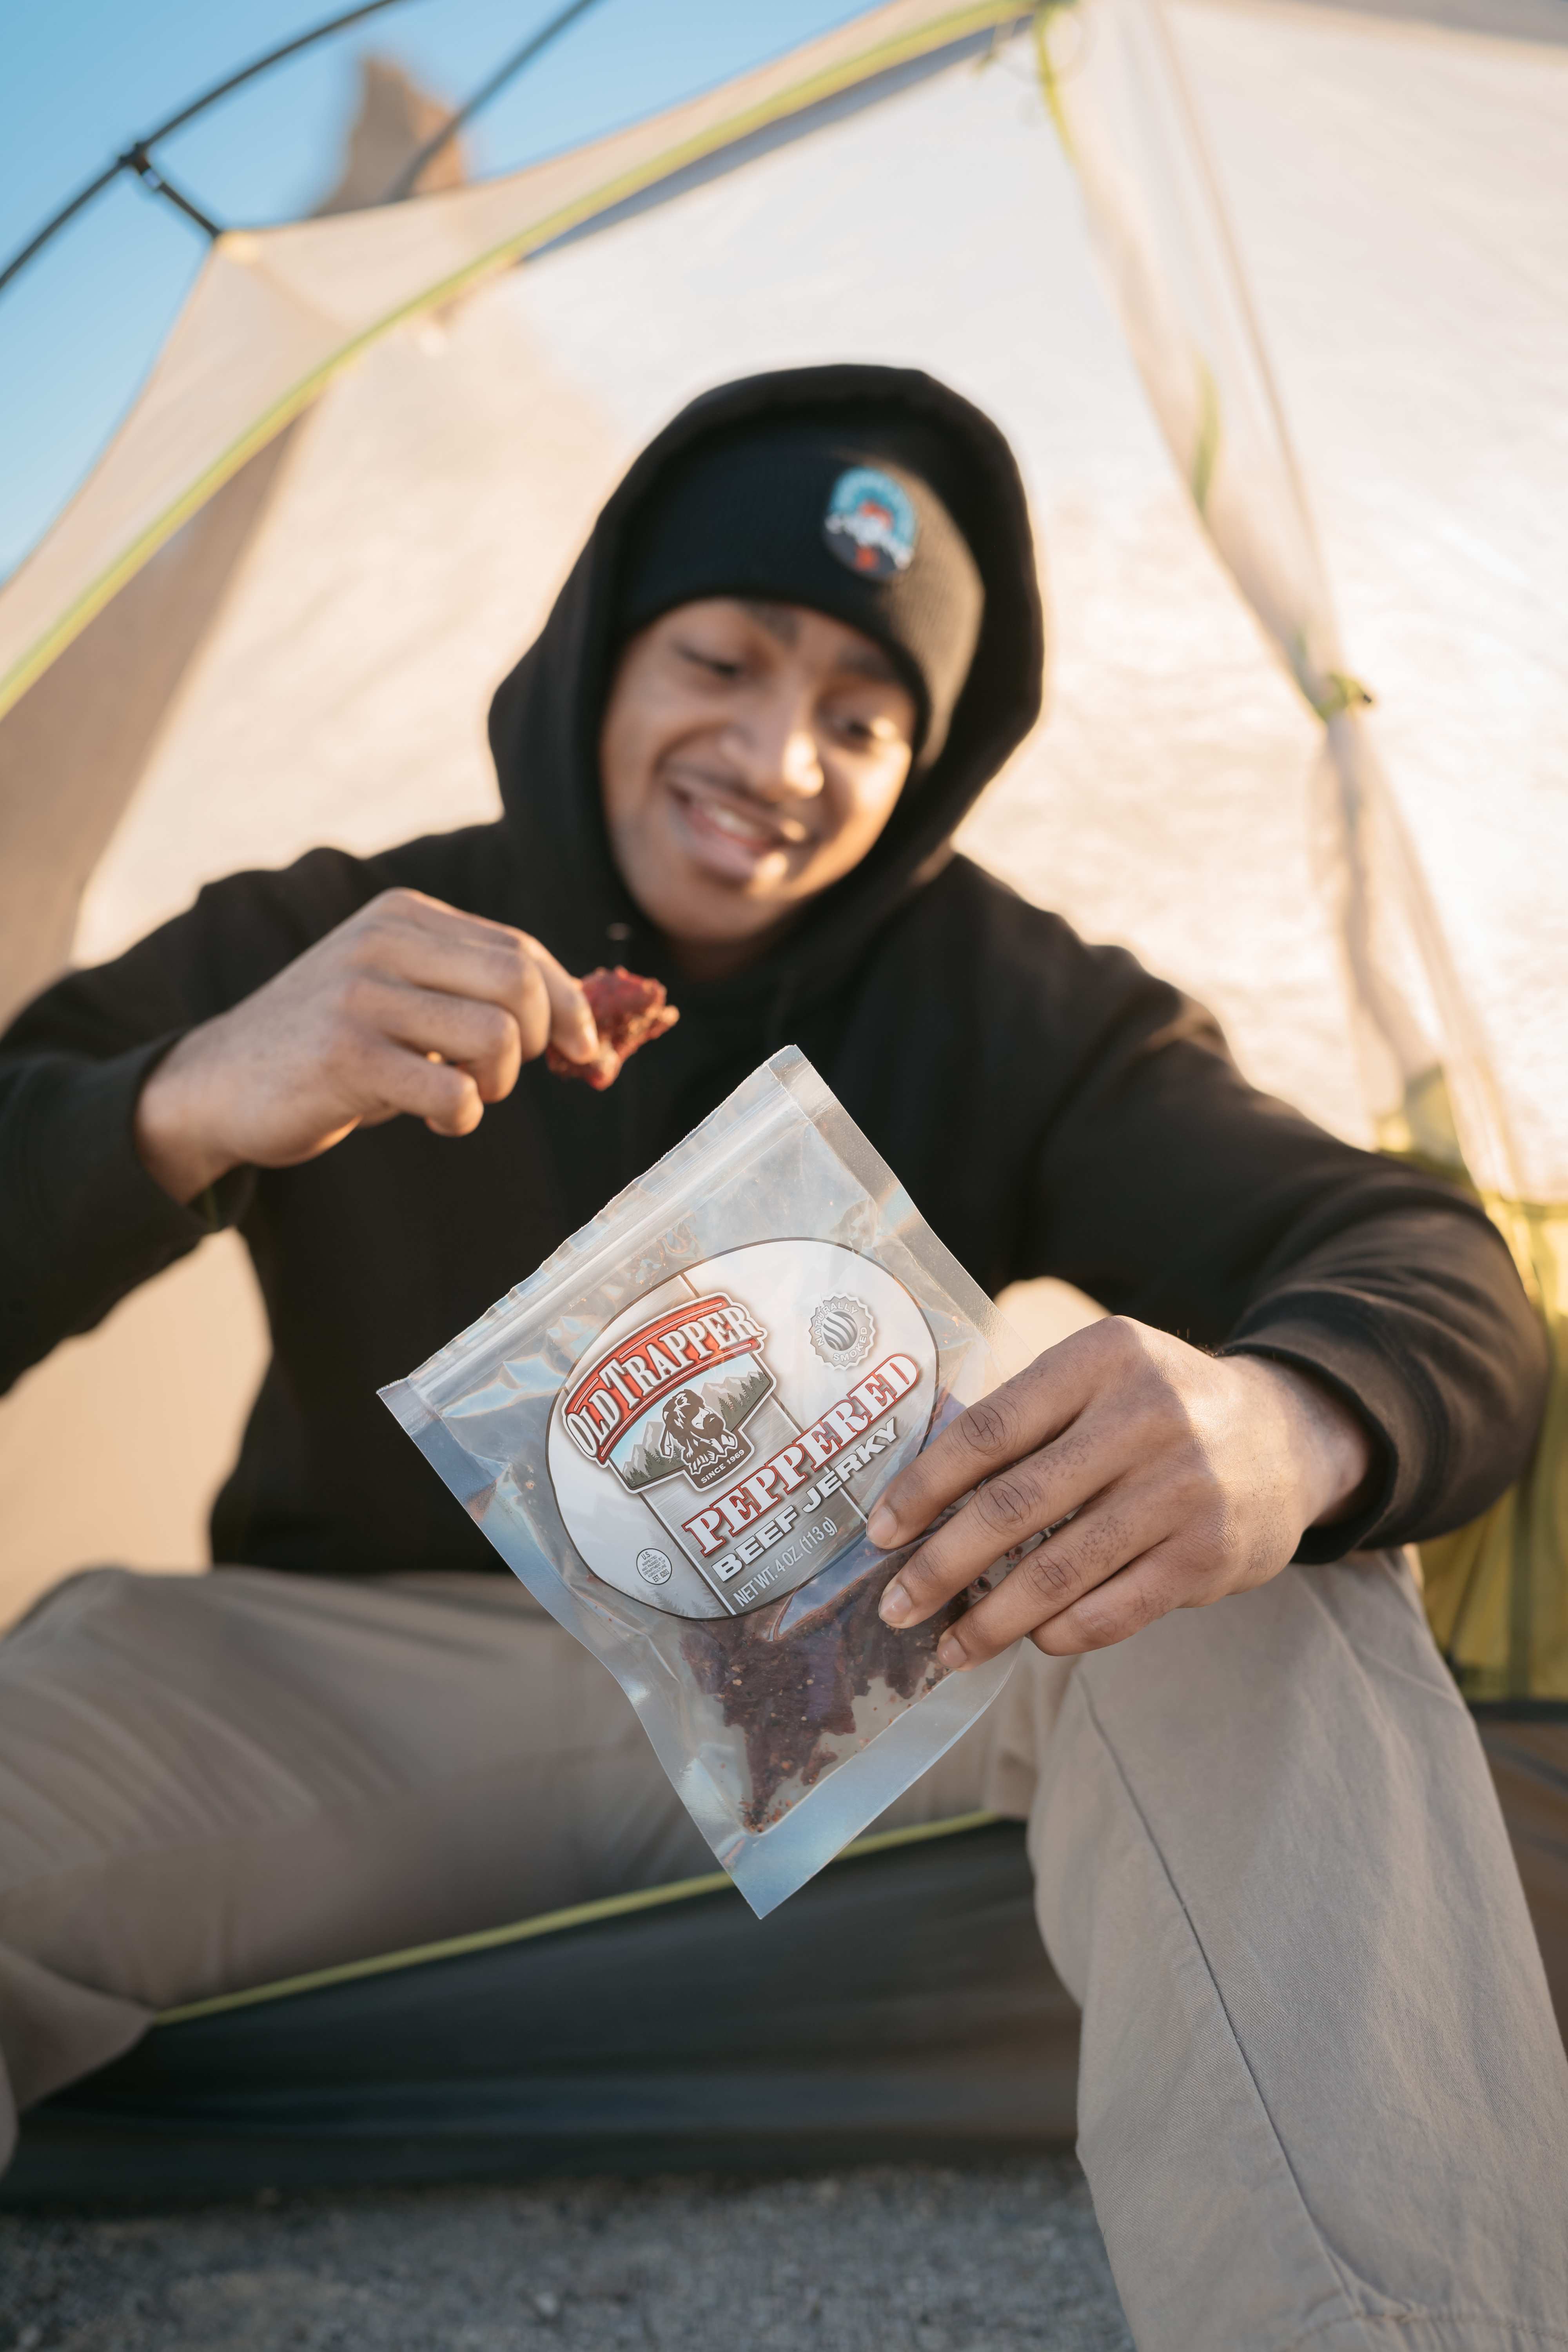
<box><xmin>8</xmin><ymin>1720</ymin><xmax>1564</xmax><ymax>2212</ymax></box>
<box><xmin>4</xmin><ymin>1819</ymin><xmax>1081</xmax><ymax>2210</ymax></box>
<box><xmin>1473</xmin><ymin>1710</ymin><xmax>1568</xmax><ymax>2034</ymax></box>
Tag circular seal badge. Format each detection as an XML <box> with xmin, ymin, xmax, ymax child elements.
<box><xmin>546</xmin><ymin>1240</ymin><xmax>936</xmax><ymax>1620</ymax></box>
<box><xmin>822</xmin><ymin>466</ymin><xmax>917</xmax><ymax>579</ymax></box>
<box><xmin>809</xmin><ymin>1294</ymin><xmax>877</xmax><ymax>1371</ymax></box>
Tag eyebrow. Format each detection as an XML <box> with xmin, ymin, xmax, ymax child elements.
<box><xmin>740</xmin><ymin>600</ymin><xmax>899</xmax><ymax>683</ymax></box>
<box><xmin>741</xmin><ymin>600</ymin><xmax>800</xmax><ymax>646</ymax></box>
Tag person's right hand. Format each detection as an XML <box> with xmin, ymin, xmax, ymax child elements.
<box><xmin>133</xmin><ymin>888</ymin><xmax>599</xmax><ymax>1205</ymax></box>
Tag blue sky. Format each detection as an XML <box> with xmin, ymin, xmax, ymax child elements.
<box><xmin>0</xmin><ymin>0</ymin><xmax>866</xmax><ymax>580</ymax></box>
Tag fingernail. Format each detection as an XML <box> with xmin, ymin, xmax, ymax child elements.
<box><xmin>867</xmin><ymin>1503</ymin><xmax>897</xmax><ymax>1547</ymax></box>
<box><xmin>937</xmin><ymin>1633</ymin><xmax>967</xmax><ymax>1671</ymax></box>
<box><xmin>878</xmin><ymin>1579</ymin><xmax>911</xmax><ymax>1626</ymax></box>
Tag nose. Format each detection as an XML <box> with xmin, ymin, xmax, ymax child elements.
<box><xmin>728</xmin><ymin>680</ymin><xmax>824</xmax><ymax>804</ymax></box>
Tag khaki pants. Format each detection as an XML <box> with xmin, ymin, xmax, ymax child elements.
<box><xmin>1</xmin><ymin>1555</ymin><xmax>1564</xmax><ymax>2349</ymax></box>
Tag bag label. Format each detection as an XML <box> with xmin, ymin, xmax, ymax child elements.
<box><xmin>546</xmin><ymin>1240</ymin><xmax>937</xmax><ymax>1618</ymax></box>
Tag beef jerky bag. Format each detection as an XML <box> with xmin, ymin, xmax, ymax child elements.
<box><xmin>381</xmin><ymin>1048</ymin><xmax>1029</xmax><ymax>1916</ymax></box>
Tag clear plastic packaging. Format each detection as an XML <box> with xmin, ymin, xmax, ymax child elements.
<box><xmin>380</xmin><ymin>1047</ymin><xmax>1028</xmax><ymax>1916</ymax></box>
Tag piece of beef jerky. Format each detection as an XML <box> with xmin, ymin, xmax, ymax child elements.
<box><xmin>546</xmin><ymin>966</ymin><xmax>680</xmax><ymax>1091</ymax></box>
<box><xmin>678</xmin><ymin>1466</ymin><xmax>1043</xmax><ymax>1833</ymax></box>
<box><xmin>681</xmin><ymin>1563</ymin><xmax>969</xmax><ymax>1833</ymax></box>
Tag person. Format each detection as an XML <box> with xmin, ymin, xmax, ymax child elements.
<box><xmin>0</xmin><ymin>364</ymin><xmax>1563</xmax><ymax>2343</ymax></box>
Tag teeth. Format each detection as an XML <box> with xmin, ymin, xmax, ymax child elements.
<box><xmin>700</xmin><ymin>798</ymin><xmax>775</xmax><ymax>845</ymax></box>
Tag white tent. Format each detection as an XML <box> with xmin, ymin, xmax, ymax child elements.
<box><xmin>0</xmin><ymin>0</ymin><xmax>1563</xmax><ymax>1691</ymax></box>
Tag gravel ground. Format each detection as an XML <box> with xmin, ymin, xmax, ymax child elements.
<box><xmin>0</xmin><ymin>2158</ymin><xmax>1131</xmax><ymax>2352</ymax></box>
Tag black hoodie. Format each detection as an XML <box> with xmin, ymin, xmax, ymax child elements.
<box><xmin>0</xmin><ymin>367</ymin><xmax>1546</xmax><ymax>1577</ymax></box>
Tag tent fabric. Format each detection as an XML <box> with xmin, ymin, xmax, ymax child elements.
<box><xmin>0</xmin><ymin>0</ymin><xmax>1563</xmax><ymax>1681</ymax></box>
<box><xmin>1028</xmin><ymin>0</ymin><xmax>1566</xmax><ymax>1695</ymax></box>
<box><xmin>0</xmin><ymin>1819</ymin><xmax>1083</xmax><ymax>2209</ymax></box>
<box><xmin>0</xmin><ymin>435</ymin><xmax>299</xmax><ymax>1033</ymax></box>
<box><xmin>0</xmin><ymin>0</ymin><xmax>1026</xmax><ymax>730</ymax></box>
<box><xmin>0</xmin><ymin>62</ymin><xmax>469</xmax><ymax>1032</ymax></box>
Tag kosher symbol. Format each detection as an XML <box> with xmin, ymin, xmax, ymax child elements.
<box><xmin>809</xmin><ymin>1294</ymin><xmax>877</xmax><ymax>1370</ymax></box>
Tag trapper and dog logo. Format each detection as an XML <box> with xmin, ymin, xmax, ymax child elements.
<box><xmin>659</xmin><ymin>1385</ymin><xmax>749</xmax><ymax>1489</ymax></box>
<box><xmin>822</xmin><ymin>466</ymin><xmax>917</xmax><ymax>579</ymax></box>
<box><xmin>562</xmin><ymin>1294</ymin><xmax>774</xmax><ymax>1494</ymax></box>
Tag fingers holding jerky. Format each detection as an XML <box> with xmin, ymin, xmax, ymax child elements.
<box><xmin>514</xmin><ymin>932</ymin><xmax>601</xmax><ymax>1067</ymax></box>
<box><xmin>358</xmin><ymin>1033</ymin><xmax>489</xmax><ymax>1137</ymax></box>
<box><xmin>357</xmin><ymin>980</ymin><xmax>522</xmax><ymax>1103</ymax></box>
<box><xmin>546</xmin><ymin>967</ymin><xmax>680</xmax><ymax>1091</ymax></box>
<box><xmin>354</xmin><ymin>894</ymin><xmax>598</xmax><ymax>1071</ymax></box>
<box><xmin>134</xmin><ymin>887</ymin><xmax>604</xmax><ymax>1201</ymax></box>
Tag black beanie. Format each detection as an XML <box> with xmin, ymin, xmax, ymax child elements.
<box><xmin>614</xmin><ymin>415</ymin><xmax>985</xmax><ymax>765</ymax></box>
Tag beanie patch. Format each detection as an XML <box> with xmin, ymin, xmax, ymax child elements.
<box><xmin>822</xmin><ymin>466</ymin><xmax>917</xmax><ymax>579</ymax></box>
<box><xmin>613</xmin><ymin>411</ymin><xmax>986</xmax><ymax>765</ymax></box>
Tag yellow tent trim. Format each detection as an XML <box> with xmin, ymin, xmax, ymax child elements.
<box><xmin>155</xmin><ymin>1808</ymin><xmax>1003</xmax><ymax>2025</ymax></box>
<box><xmin>0</xmin><ymin>0</ymin><xmax>1027</xmax><ymax>724</ymax></box>
<box><xmin>1420</xmin><ymin>1198</ymin><xmax>1568</xmax><ymax>1700</ymax></box>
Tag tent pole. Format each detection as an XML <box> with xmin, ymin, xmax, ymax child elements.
<box><xmin>122</xmin><ymin>149</ymin><xmax>224</xmax><ymax>243</ymax></box>
<box><xmin>381</xmin><ymin>0</ymin><xmax>614</xmax><ymax>202</ymax></box>
<box><xmin>0</xmin><ymin>0</ymin><xmax>423</xmax><ymax>303</ymax></box>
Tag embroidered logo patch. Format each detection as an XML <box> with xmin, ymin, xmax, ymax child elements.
<box><xmin>822</xmin><ymin>466</ymin><xmax>916</xmax><ymax>579</ymax></box>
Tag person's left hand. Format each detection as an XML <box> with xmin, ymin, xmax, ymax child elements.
<box><xmin>870</xmin><ymin>1318</ymin><xmax>1375</xmax><ymax>1663</ymax></box>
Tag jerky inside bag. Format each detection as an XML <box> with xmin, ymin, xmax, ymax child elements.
<box><xmin>381</xmin><ymin>1047</ymin><xmax>1029</xmax><ymax>1916</ymax></box>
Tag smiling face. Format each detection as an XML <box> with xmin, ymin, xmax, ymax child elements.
<box><xmin>599</xmin><ymin>598</ymin><xmax>918</xmax><ymax>978</ymax></box>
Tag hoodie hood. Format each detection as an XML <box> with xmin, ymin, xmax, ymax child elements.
<box><xmin>486</xmin><ymin>364</ymin><xmax>1045</xmax><ymax>1015</ymax></box>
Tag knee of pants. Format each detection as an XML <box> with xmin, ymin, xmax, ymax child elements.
<box><xmin>1028</xmin><ymin>1551</ymin><xmax>1551</xmax><ymax>2003</ymax></box>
